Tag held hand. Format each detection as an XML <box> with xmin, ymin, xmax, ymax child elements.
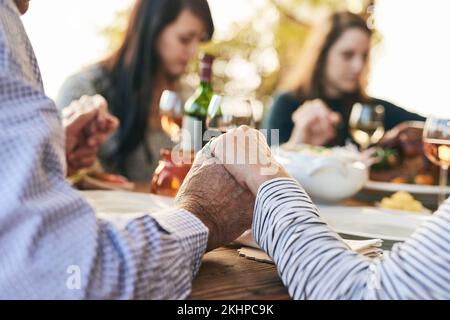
<box><xmin>208</xmin><ymin>126</ymin><xmax>290</xmax><ymax>196</ymax></box>
<box><xmin>63</xmin><ymin>95</ymin><xmax>119</xmax><ymax>176</ymax></box>
<box><xmin>288</xmin><ymin>99</ymin><xmax>341</xmax><ymax>146</ymax></box>
<box><xmin>175</xmin><ymin>151</ymin><xmax>255</xmax><ymax>252</ymax></box>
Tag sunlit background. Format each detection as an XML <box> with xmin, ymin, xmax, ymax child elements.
<box><xmin>22</xmin><ymin>0</ymin><xmax>450</xmax><ymax>118</ymax></box>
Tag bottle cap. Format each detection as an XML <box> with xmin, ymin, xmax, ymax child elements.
<box><xmin>200</xmin><ymin>53</ymin><xmax>214</xmax><ymax>83</ymax></box>
<box><xmin>201</xmin><ymin>53</ymin><xmax>215</xmax><ymax>65</ymax></box>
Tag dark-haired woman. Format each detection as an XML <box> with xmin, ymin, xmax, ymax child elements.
<box><xmin>56</xmin><ymin>0</ymin><xmax>214</xmax><ymax>181</ymax></box>
<box><xmin>264</xmin><ymin>11</ymin><xmax>424</xmax><ymax>147</ymax></box>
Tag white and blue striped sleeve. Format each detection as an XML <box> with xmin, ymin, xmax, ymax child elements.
<box><xmin>253</xmin><ymin>178</ymin><xmax>450</xmax><ymax>300</ymax></box>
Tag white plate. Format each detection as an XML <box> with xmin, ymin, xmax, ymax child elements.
<box><xmin>80</xmin><ymin>190</ymin><xmax>174</xmax><ymax>218</ymax></box>
<box><xmin>364</xmin><ymin>180</ymin><xmax>450</xmax><ymax>195</ymax></box>
<box><xmin>317</xmin><ymin>205</ymin><xmax>431</xmax><ymax>241</ymax></box>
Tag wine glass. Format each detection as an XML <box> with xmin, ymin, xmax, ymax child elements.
<box><xmin>159</xmin><ymin>90</ymin><xmax>183</xmax><ymax>143</ymax></box>
<box><xmin>423</xmin><ymin>117</ymin><xmax>450</xmax><ymax>206</ymax></box>
<box><xmin>349</xmin><ymin>103</ymin><xmax>385</xmax><ymax>150</ymax></box>
<box><xmin>205</xmin><ymin>95</ymin><xmax>254</xmax><ymax>140</ymax></box>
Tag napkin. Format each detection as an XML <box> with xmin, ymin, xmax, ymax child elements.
<box><xmin>234</xmin><ymin>230</ymin><xmax>383</xmax><ymax>264</ymax></box>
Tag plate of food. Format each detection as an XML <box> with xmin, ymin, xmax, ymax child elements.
<box><xmin>69</xmin><ymin>169</ymin><xmax>135</xmax><ymax>191</ymax></box>
<box><xmin>358</xmin><ymin>122</ymin><xmax>449</xmax><ymax>209</ymax></box>
<box><xmin>366</xmin><ymin>144</ymin><xmax>450</xmax><ymax>194</ymax></box>
<box><xmin>375</xmin><ymin>191</ymin><xmax>432</xmax><ymax>214</ymax></box>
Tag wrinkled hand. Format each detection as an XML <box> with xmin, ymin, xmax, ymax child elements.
<box><xmin>288</xmin><ymin>99</ymin><xmax>341</xmax><ymax>146</ymax></box>
<box><xmin>379</xmin><ymin>121</ymin><xmax>424</xmax><ymax>157</ymax></box>
<box><xmin>209</xmin><ymin>126</ymin><xmax>290</xmax><ymax>196</ymax></box>
<box><xmin>175</xmin><ymin>151</ymin><xmax>255</xmax><ymax>252</ymax></box>
<box><xmin>63</xmin><ymin>95</ymin><xmax>119</xmax><ymax>176</ymax></box>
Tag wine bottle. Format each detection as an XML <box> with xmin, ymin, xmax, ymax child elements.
<box><xmin>181</xmin><ymin>54</ymin><xmax>215</xmax><ymax>151</ymax></box>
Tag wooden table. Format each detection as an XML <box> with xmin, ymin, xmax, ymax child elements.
<box><xmin>133</xmin><ymin>183</ymin><xmax>396</xmax><ymax>300</ymax></box>
<box><xmin>189</xmin><ymin>245</ymin><xmax>290</xmax><ymax>300</ymax></box>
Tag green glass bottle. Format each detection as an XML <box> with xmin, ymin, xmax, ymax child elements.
<box><xmin>181</xmin><ymin>54</ymin><xmax>215</xmax><ymax>151</ymax></box>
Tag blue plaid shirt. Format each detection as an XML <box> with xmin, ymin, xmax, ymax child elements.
<box><xmin>0</xmin><ymin>0</ymin><xmax>208</xmax><ymax>299</ymax></box>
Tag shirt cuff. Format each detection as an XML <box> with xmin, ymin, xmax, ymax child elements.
<box><xmin>256</xmin><ymin>177</ymin><xmax>305</xmax><ymax>203</ymax></box>
<box><xmin>150</xmin><ymin>207</ymin><xmax>209</xmax><ymax>276</ymax></box>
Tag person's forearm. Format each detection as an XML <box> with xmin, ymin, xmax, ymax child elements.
<box><xmin>88</xmin><ymin>208</ymin><xmax>209</xmax><ymax>299</ymax></box>
<box><xmin>253</xmin><ymin>178</ymin><xmax>450</xmax><ymax>299</ymax></box>
<box><xmin>253</xmin><ymin>178</ymin><xmax>370</xmax><ymax>299</ymax></box>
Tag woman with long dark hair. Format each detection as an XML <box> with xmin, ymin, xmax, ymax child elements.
<box><xmin>264</xmin><ymin>11</ymin><xmax>424</xmax><ymax>146</ymax></box>
<box><xmin>57</xmin><ymin>0</ymin><xmax>214</xmax><ymax>181</ymax></box>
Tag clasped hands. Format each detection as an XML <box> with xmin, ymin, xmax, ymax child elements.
<box><xmin>63</xmin><ymin>95</ymin><xmax>118</xmax><ymax>176</ymax></box>
<box><xmin>175</xmin><ymin>126</ymin><xmax>290</xmax><ymax>251</ymax></box>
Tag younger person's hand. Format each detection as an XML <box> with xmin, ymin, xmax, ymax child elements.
<box><xmin>288</xmin><ymin>99</ymin><xmax>341</xmax><ymax>146</ymax></box>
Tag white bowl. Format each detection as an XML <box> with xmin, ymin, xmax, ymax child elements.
<box><xmin>274</xmin><ymin>146</ymin><xmax>369</xmax><ymax>203</ymax></box>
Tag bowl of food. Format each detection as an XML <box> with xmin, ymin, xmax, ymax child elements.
<box><xmin>274</xmin><ymin>144</ymin><xmax>369</xmax><ymax>203</ymax></box>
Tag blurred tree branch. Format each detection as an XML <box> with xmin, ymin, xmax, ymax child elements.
<box><xmin>269</xmin><ymin>0</ymin><xmax>311</xmax><ymax>27</ymax></box>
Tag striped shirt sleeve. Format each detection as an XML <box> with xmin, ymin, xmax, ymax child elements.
<box><xmin>253</xmin><ymin>178</ymin><xmax>450</xmax><ymax>299</ymax></box>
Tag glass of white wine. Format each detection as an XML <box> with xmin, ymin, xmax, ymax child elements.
<box><xmin>159</xmin><ymin>90</ymin><xmax>183</xmax><ymax>143</ymax></box>
<box><xmin>423</xmin><ymin>117</ymin><xmax>450</xmax><ymax>206</ymax></box>
<box><xmin>205</xmin><ymin>95</ymin><xmax>254</xmax><ymax>140</ymax></box>
<box><xmin>349</xmin><ymin>103</ymin><xmax>385</xmax><ymax>150</ymax></box>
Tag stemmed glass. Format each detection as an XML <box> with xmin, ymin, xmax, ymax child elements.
<box><xmin>349</xmin><ymin>103</ymin><xmax>385</xmax><ymax>150</ymax></box>
<box><xmin>159</xmin><ymin>90</ymin><xmax>183</xmax><ymax>143</ymax></box>
<box><xmin>151</xmin><ymin>90</ymin><xmax>188</xmax><ymax>197</ymax></box>
<box><xmin>423</xmin><ymin>117</ymin><xmax>450</xmax><ymax>206</ymax></box>
<box><xmin>205</xmin><ymin>94</ymin><xmax>254</xmax><ymax>140</ymax></box>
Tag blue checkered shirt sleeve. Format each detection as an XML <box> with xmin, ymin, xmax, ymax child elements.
<box><xmin>0</xmin><ymin>0</ymin><xmax>208</xmax><ymax>299</ymax></box>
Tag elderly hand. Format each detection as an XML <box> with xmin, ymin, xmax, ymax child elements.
<box><xmin>175</xmin><ymin>151</ymin><xmax>255</xmax><ymax>252</ymax></box>
<box><xmin>208</xmin><ymin>126</ymin><xmax>290</xmax><ymax>195</ymax></box>
<box><xmin>63</xmin><ymin>95</ymin><xmax>119</xmax><ymax>176</ymax></box>
<box><xmin>288</xmin><ymin>99</ymin><xmax>341</xmax><ymax>146</ymax></box>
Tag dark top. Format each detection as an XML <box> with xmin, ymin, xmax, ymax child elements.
<box><xmin>263</xmin><ymin>92</ymin><xmax>425</xmax><ymax>146</ymax></box>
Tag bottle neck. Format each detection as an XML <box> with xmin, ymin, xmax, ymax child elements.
<box><xmin>199</xmin><ymin>60</ymin><xmax>212</xmax><ymax>85</ymax></box>
<box><xmin>199</xmin><ymin>80</ymin><xmax>212</xmax><ymax>91</ymax></box>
